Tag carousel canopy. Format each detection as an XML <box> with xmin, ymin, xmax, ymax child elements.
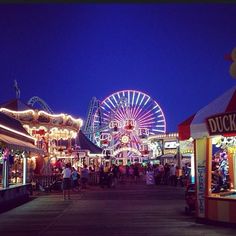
<box><xmin>0</xmin><ymin>98</ymin><xmax>33</xmax><ymax>111</ymax></box>
<box><xmin>77</xmin><ymin>130</ymin><xmax>102</xmax><ymax>154</ymax></box>
<box><xmin>178</xmin><ymin>85</ymin><xmax>236</xmax><ymax>140</ymax></box>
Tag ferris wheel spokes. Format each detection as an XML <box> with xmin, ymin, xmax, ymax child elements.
<box><xmin>92</xmin><ymin>90</ymin><xmax>166</xmax><ymax>157</ymax></box>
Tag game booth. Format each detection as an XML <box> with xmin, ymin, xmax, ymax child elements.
<box><xmin>178</xmin><ymin>85</ymin><xmax>236</xmax><ymax>225</ymax></box>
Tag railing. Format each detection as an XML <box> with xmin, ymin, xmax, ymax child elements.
<box><xmin>88</xmin><ymin>172</ymin><xmax>100</xmax><ymax>185</ymax></box>
<box><xmin>32</xmin><ymin>174</ymin><xmax>61</xmax><ymax>191</ymax></box>
<box><xmin>31</xmin><ymin>172</ymin><xmax>101</xmax><ymax>192</ymax></box>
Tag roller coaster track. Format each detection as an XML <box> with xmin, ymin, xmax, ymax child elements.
<box><xmin>27</xmin><ymin>96</ymin><xmax>54</xmax><ymax>114</ymax></box>
<box><xmin>82</xmin><ymin>97</ymin><xmax>102</xmax><ymax>140</ymax></box>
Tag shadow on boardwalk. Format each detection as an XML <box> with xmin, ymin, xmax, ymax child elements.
<box><xmin>0</xmin><ymin>183</ymin><xmax>235</xmax><ymax>236</ymax></box>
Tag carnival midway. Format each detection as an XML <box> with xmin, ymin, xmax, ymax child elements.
<box><xmin>0</xmin><ymin>85</ymin><xmax>194</xmax><ymax>202</ymax></box>
<box><xmin>1</xmin><ymin>46</ymin><xmax>236</xmax><ymax>225</ymax></box>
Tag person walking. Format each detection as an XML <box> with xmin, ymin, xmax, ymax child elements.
<box><xmin>81</xmin><ymin>164</ymin><xmax>89</xmax><ymax>189</ymax></box>
<box><xmin>169</xmin><ymin>164</ymin><xmax>176</xmax><ymax>186</ymax></box>
<box><xmin>62</xmin><ymin>163</ymin><xmax>72</xmax><ymax>200</ymax></box>
<box><xmin>71</xmin><ymin>167</ymin><xmax>80</xmax><ymax>192</ymax></box>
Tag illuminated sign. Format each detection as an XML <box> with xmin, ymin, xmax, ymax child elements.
<box><xmin>207</xmin><ymin>112</ymin><xmax>236</xmax><ymax>136</ymax></box>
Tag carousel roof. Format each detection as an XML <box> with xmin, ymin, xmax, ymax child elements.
<box><xmin>77</xmin><ymin>131</ymin><xmax>102</xmax><ymax>154</ymax></box>
<box><xmin>0</xmin><ymin>99</ymin><xmax>33</xmax><ymax>111</ymax></box>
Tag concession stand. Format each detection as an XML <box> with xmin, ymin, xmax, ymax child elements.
<box><xmin>178</xmin><ymin>85</ymin><xmax>236</xmax><ymax>224</ymax></box>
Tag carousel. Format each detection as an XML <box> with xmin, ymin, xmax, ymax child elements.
<box><xmin>0</xmin><ymin>102</ymin><xmax>83</xmax><ymax>175</ymax></box>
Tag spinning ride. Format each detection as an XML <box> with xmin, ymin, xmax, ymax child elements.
<box><xmin>92</xmin><ymin>90</ymin><xmax>166</xmax><ymax>158</ymax></box>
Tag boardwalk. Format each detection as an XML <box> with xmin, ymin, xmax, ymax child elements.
<box><xmin>0</xmin><ymin>183</ymin><xmax>235</xmax><ymax>236</ymax></box>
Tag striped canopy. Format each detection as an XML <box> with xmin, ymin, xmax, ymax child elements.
<box><xmin>178</xmin><ymin>85</ymin><xmax>236</xmax><ymax>140</ymax></box>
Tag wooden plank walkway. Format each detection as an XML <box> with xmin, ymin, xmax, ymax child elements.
<box><xmin>0</xmin><ymin>183</ymin><xmax>235</xmax><ymax>236</ymax></box>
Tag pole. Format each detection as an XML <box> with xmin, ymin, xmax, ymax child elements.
<box><xmin>3</xmin><ymin>159</ymin><xmax>9</xmax><ymax>188</ymax></box>
<box><xmin>23</xmin><ymin>152</ymin><xmax>27</xmax><ymax>185</ymax></box>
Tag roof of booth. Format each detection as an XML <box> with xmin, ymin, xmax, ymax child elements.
<box><xmin>178</xmin><ymin>85</ymin><xmax>236</xmax><ymax>140</ymax></box>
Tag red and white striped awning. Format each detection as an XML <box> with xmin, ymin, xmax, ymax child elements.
<box><xmin>178</xmin><ymin>86</ymin><xmax>236</xmax><ymax>140</ymax></box>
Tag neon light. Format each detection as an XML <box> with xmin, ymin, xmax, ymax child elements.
<box><xmin>139</xmin><ymin>94</ymin><xmax>145</xmax><ymax>106</ymax></box>
<box><xmin>108</xmin><ymin>97</ymin><xmax>115</xmax><ymax>108</ymax></box>
<box><xmin>103</xmin><ymin>101</ymin><xmax>111</xmax><ymax>109</ymax></box>
<box><xmin>112</xmin><ymin>95</ymin><xmax>118</xmax><ymax>105</ymax></box>
<box><xmin>132</xmin><ymin>91</ymin><xmax>135</xmax><ymax>106</ymax></box>
<box><xmin>144</xmin><ymin>96</ymin><xmax>150</xmax><ymax>106</ymax></box>
<box><xmin>128</xmin><ymin>91</ymin><xmax>130</xmax><ymax>106</ymax></box>
<box><xmin>136</xmin><ymin>92</ymin><xmax>141</xmax><ymax>105</ymax></box>
<box><xmin>152</xmin><ymin>104</ymin><xmax>158</xmax><ymax>110</ymax></box>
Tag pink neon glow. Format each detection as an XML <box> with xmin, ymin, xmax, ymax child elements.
<box><xmin>92</xmin><ymin>89</ymin><xmax>167</xmax><ymax>151</ymax></box>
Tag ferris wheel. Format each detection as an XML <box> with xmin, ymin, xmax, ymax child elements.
<box><xmin>92</xmin><ymin>90</ymin><xmax>166</xmax><ymax>157</ymax></box>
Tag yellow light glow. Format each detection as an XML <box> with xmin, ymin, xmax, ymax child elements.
<box><xmin>38</xmin><ymin>110</ymin><xmax>83</xmax><ymax>126</ymax></box>
<box><xmin>0</xmin><ymin>124</ymin><xmax>36</xmax><ymax>141</ymax></box>
<box><xmin>38</xmin><ymin>110</ymin><xmax>66</xmax><ymax>118</ymax></box>
<box><xmin>113</xmin><ymin>147</ymin><xmax>142</xmax><ymax>156</ymax></box>
<box><xmin>147</xmin><ymin>132</ymin><xmax>178</xmax><ymax>140</ymax></box>
<box><xmin>0</xmin><ymin>108</ymin><xmax>35</xmax><ymax>114</ymax></box>
<box><xmin>1</xmin><ymin>108</ymin><xmax>83</xmax><ymax>127</ymax></box>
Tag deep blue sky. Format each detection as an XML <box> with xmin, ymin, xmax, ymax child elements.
<box><xmin>1</xmin><ymin>4</ymin><xmax>236</xmax><ymax>132</ymax></box>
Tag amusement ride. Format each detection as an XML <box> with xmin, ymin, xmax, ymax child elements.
<box><xmin>83</xmin><ymin>89</ymin><xmax>166</xmax><ymax>163</ymax></box>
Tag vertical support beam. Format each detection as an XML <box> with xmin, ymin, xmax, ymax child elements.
<box><xmin>2</xmin><ymin>159</ymin><xmax>9</xmax><ymax>188</ymax></box>
<box><xmin>23</xmin><ymin>152</ymin><xmax>28</xmax><ymax>185</ymax></box>
<box><xmin>195</xmin><ymin>137</ymin><xmax>207</xmax><ymax>219</ymax></box>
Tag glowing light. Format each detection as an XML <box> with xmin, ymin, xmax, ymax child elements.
<box><xmin>112</xmin><ymin>95</ymin><xmax>118</xmax><ymax>105</ymax></box>
<box><xmin>152</xmin><ymin>129</ymin><xmax>165</xmax><ymax>133</ymax></box>
<box><xmin>144</xmin><ymin>96</ymin><xmax>150</xmax><ymax>106</ymax></box>
<box><xmin>0</xmin><ymin>108</ymin><xmax>35</xmax><ymax>114</ymax></box>
<box><xmin>139</xmin><ymin>94</ymin><xmax>145</xmax><ymax>106</ymax></box>
<box><xmin>93</xmin><ymin>89</ymin><xmax>167</xmax><ymax>153</ymax></box>
<box><xmin>113</xmin><ymin>147</ymin><xmax>142</xmax><ymax>156</ymax></box>
<box><xmin>0</xmin><ymin>124</ymin><xmax>36</xmax><ymax>141</ymax></box>
<box><xmin>132</xmin><ymin>92</ymin><xmax>135</xmax><ymax>106</ymax></box>
<box><xmin>136</xmin><ymin>92</ymin><xmax>141</xmax><ymax>105</ymax></box>
<box><xmin>108</xmin><ymin>97</ymin><xmax>115</xmax><ymax>108</ymax></box>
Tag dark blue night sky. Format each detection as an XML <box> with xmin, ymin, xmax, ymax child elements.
<box><xmin>1</xmin><ymin>4</ymin><xmax>236</xmax><ymax>132</ymax></box>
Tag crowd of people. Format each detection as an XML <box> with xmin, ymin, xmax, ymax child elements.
<box><xmin>58</xmin><ymin>161</ymin><xmax>192</xmax><ymax>199</ymax></box>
